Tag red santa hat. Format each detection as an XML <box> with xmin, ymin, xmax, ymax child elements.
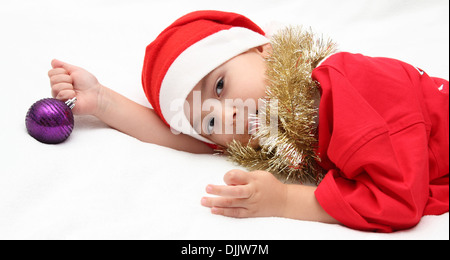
<box><xmin>142</xmin><ymin>10</ymin><xmax>269</xmax><ymax>144</ymax></box>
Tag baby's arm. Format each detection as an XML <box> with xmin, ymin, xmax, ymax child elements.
<box><xmin>48</xmin><ymin>59</ymin><xmax>212</xmax><ymax>154</ymax></box>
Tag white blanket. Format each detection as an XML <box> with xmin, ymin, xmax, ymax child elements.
<box><xmin>1</xmin><ymin>0</ymin><xmax>448</xmax><ymax>239</ymax></box>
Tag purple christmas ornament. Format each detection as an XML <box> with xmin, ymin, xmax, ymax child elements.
<box><xmin>25</xmin><ymin>97</ymin><xmax>76</xmax><ymax>144</ymax></box>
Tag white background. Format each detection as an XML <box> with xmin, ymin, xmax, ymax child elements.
<box><xmin>0</xmin><ymin>0</ymin><xmax>448</xmax><ymax>239</ymax></box>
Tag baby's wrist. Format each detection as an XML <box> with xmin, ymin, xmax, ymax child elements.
<box><xmin>93</xmin><ymin>84</ymin><xmax>110</xmax><ymax>119</ymax></box>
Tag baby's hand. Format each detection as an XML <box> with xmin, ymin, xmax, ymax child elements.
<box><xmin>201</xmin><ymin>169</ymin><xmax>287</xmax><ymax>218</ymax></box>
<box><xmin>48</xmin><ymin>59</ymin><xmax>103</xmax><ymax>116</ymax></box>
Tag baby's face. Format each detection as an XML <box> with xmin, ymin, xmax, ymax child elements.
<box><xmin>185</xmin><ymin>44</ymin><xmax>271</xmax><ymax>148</ymax></box>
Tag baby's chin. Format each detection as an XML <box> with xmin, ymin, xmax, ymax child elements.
<box><xmin>245</xmin><ymin>137</ymin><xmax>260</xmax><ymax>149</ymax></box>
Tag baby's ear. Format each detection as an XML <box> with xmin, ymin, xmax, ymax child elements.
<box><xmin>256</xmin><ymin>43</ymin><xmax>273</xmax><ymax>58</ymax></box>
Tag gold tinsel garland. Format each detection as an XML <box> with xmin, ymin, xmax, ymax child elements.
<box><xmin>227</xmin><ymin>27</ymin><xmax>337</xmax><ymax>184</ymax></box>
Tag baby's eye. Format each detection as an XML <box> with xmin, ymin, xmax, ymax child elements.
<box><xmin>215</xmin><ymin>78</ymin><xmax>224</xmax><ymax>96</ymax></box>
<box><xmin>206</xmin><ymin>118</ymin><xmax>215</xmax><ymax>135</ymax></box>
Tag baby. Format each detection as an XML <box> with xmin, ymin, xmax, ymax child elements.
<box><xmin>48</xmin><ymin>10</ymin><xmax>449</xmax><ymax>232</ymax></box>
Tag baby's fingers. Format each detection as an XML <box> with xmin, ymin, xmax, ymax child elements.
<box><xmin>211</xmin><ymin>207</ymin><xmax>249</xmax><ymax>218</ymax></box>
<box><xmin>206</xmin><ymin>184</ymin><xmax>252</xmax><ymax>198</ymax></box>
<box><xmin>52</xmin><ymin>82</ymin><xmax>74</xmax><ymax>99</ymax></box>
<box><xmin>55</xmin><ymin>89</ymin><xmax>76</xmax><ymax>100</ymax></box>
<box><xmin>49</xmin><ymin>73</ymin><xmax>73</xmax><ymax>86</ymax></box>
<box><xmin>201</xmin><ymin>196</ymin><xmax>246</xmax><ymax>208</ymax></box>
<box><xmin>48</xmin><ymin>68</ymin><xmax>68</xmax><ymax>78</ymax></box>
<box><xmin>201</xmin><ymin>197</ymin><xmax>249</xmax><ymax>218</ymax></box>
<box><xmin>223</xmin><ymin>169</ymin><xmax>250</xmax><ymax>186</ymax></box>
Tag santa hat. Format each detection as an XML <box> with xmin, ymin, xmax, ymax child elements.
<box><xmin>142</xmin><ymin>10</ymin><xmax>269</xmax><ymax>144</ymax></box>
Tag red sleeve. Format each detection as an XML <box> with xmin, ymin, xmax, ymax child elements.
<box><xmin>316</xmin><ymin>125</ymin><xmax>430</xmax><ymax>232</ymax></box>
<box><xmin>312</xmin><ymin>53</ymin><xmax>449</xmax><ymax>232</ymax></box>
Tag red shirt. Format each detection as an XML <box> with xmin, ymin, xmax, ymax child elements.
<box><xmin>312</xmin><ymin>52</ymin><xmax>449</xmax><ymax>232</ymax></box>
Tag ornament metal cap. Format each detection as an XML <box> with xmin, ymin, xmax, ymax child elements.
<box><xmin>65</xmin><ymin>97</ymin><xmax>77</xmax><ymax>109</ymax></box>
